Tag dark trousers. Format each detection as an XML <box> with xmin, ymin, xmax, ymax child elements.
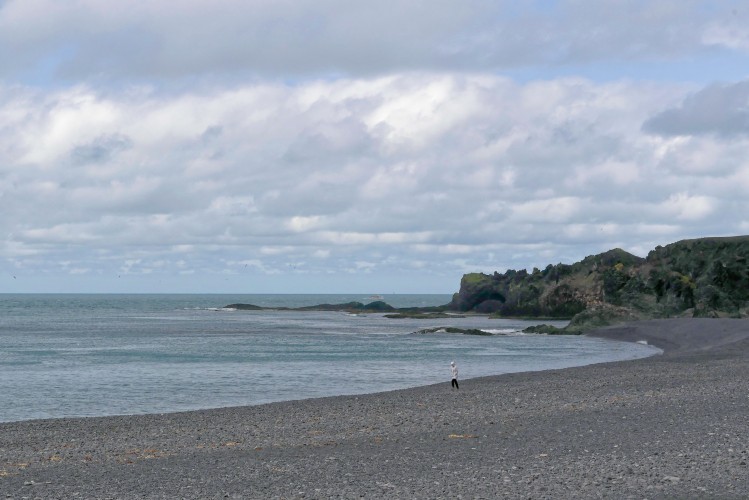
<box><xmin>451</xmin><ymin>378</ymin><xmax>459</xmax><ymax>389</ymax></box>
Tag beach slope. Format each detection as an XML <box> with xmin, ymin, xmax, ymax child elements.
<box><xmin>1</xmin><ymin>318</ymin><xmax>748</xmax><ymax>498</ymax></box>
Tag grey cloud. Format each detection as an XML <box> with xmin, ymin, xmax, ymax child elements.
<box><xmin>258</xmin><ymin>182</ymin><xmax>360</xmax><ymax>218</ymax></box>
<box><xmin>0</xmin><ymin>0</ymin><xmax>738</xmax><ymax>82</ymax></box>
<box><xmin>200</xmin><ymin>126</ymin><xmax>223</xmax><ymax>143</ymax></box>
<box><xmin>282</xmin><ymin>118</ymin><xmax>374</xmax><ymax>165</ymax></box>
<box><xmin>70</xmin><ymin>133</ymin><xmax>133</xmax><ymax>165</ymax></box>
<box><xmin>643</xmin><ymin>80</ymin><xmax>749</xmax><ymax>137</ymax></box>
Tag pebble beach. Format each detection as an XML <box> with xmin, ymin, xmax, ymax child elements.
<box><xmin>1</xmin><ymin>318</ymin><xmax>748</xmax><ymax>499</ymax></box>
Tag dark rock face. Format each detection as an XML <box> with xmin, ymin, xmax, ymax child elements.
<box><xmin>473</xmin><ymin>299</ymin><xmax>505</xmax><ymax>314</ymax></box>
<box><xmin>225</xmin><ymin>303</ymin><xmax>263</xmax><ymax>310</ymax></box>
<box><xmin>224</xmin><ymin>301</ymin><xmax>397</xmax><ymax>313</ymax></box>
<box><xmin>414</xmin><ymin>327</ymin><xmax>492</xmax><ymax>336</ymax></box>
<box><xmin>448</xmin><ymin>236</ymin><xmax>749</xmax><ymax>330</ymax></box>
<box><xmin>361</xmin><ymin>301</ymin><xmax>397</xmax><ymax>312</ymax></box>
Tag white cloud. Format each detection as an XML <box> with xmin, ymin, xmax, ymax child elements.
<box><xmin>653</xmin><ymin>136</ymin><xmax>749</xmax><ymax>176</ymax></box>
<box><xmin>286</xmin><ymin>216</ymin><xmax>326</xmax><ymax>233</ymax></box>
<box><xmin>511</xmin><ymin>197</ymin><xmax>585</xmax><ymax>224</ymax></box>
<box><xmin>2</xmin><ymin>1</ymin><xmax>749</xmax><ymax>292</ymax></box>
<box><xmin>260</xmin><ymin>246</ymin><xmax>295</xmax><ymax>256</ymax></box>
<box><xmin>703</xmin><ymin>12</ymin><xmax>749</xmax><ymax>51</ymax></box>
<box><xmin>2</xmin><ymin>75</ymin><xmax>745</xmax><ymax>284</ymax></box>
<box><xmin>661</xmin><ymin>193</ymin><xmax>717</xmax><ymax>221</ymax></box>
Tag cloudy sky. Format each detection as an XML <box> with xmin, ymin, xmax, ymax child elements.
<box><xmin>2</xmin><ymin>0</ymin><xmax>749</xmax><ymax>294</ymax></box>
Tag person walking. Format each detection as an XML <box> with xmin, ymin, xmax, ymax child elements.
<box><xmin>450</xmin><ymin>361</ymin><xmax>459</xmax><ymax>390</ymax></box>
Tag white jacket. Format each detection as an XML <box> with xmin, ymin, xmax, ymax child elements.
<box><xmin>451</xmin><ymin>363</ymin><xmax>458</xmax><ymax>379</ymax></box>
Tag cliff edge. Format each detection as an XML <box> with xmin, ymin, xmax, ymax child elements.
<box><xmin>447</xmin><ymin>236</ymin><xmax>749</xmax><ymax>332</ymax></box>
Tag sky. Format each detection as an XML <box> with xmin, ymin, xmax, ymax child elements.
<box><xmin>2</xmin><ymin>0</ymin><xmax>749</xmax><ymax>294</ymax></box>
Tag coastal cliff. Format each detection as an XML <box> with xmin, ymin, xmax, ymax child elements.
<box><xmin>447</xmin><ymin>236</ymin><xmax>749</xmax><ymax>332</ymax></box>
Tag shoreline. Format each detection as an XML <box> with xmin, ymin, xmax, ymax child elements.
<box><xmin>0</xmin><ymin>333</ymin><xmax>656</xmax><ymax>427</ymax></box>
<box><xmin>1</xmin><ymin>318</ymin><xmax>747</xmax><ymax>498</ymax></box>
<box><xmin>0</xmin><ymin>323</ymin><xmax>640</xmax><ymax>426</ymax></box>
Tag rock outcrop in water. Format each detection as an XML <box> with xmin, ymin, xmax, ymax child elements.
<box><xmin>413</xmin><ymin>327</ymin><xmax>492</xmax><ymax>336</ymax></box>
<box><xmin>224</xmin><ymin>301</ymin><xmax>397</xmax><ymax>313</ymax></box>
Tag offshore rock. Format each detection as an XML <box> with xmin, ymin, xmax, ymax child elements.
<box><xmin>224</xmin><ymin>303</ymin><xmax>263</xmax><ymax>310</ymax></box>
<box><xmin>413</xmin><ymin>327</ymin><xmax>492</xmax><ymax>336</ymax></box>
<box><xmin>223</xmin><ymin>301</ymin><xmax>397</xmax><ymax>313</ymax></box>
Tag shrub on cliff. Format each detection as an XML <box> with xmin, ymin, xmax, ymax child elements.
<box><xmin>448</xmin><ymin>236</ymin><xmax>749</xmax><ymax>331</ymax></box>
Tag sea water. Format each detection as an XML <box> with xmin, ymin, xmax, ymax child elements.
<box><xmin>0</xmin><ymin>294</ymin><xmax>659</xmax><ymax>423</ymax></box>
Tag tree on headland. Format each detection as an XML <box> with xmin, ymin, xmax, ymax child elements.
<box><xmin>447</xmin><ymin>236</ymin><xmax>749</xmax><ymax>332</ymax></box>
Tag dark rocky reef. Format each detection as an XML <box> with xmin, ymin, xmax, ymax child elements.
<box><xmin>224</xmin><ymin>303</ymin><xmax>264</xmax><ymax>310</ymax></box>
<box><xmin>451</xmin><ymin>236</ymin><xmax>749</xmax><ymax>332</ymax></box>
<box><xmin>521</xmin><ymin>324</ymin><xmax>567</xmax><ymax>335</ymax></box>
<box><xmin>384</xmin><ymin>312</ymin><xmax>463</xmax><ymax>319</ymax></box>
<box><xmin>224</xmin><ymin>301</ymin><xmax>397</xmax><ymax>313</ymax></box>
<box><xmin>296</xmin><ymin>301</ymin><xmax>396</xmax><ymax>312</ymax></box>
<box><xmin>413</xmin><ymin>327</ymin><xmax>493</xmax><ymax>336</ymax></box>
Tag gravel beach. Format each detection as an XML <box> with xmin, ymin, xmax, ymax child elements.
<box><xmin>1</xmin><ymin>318</ymin><xmax>748</xmax><ymax>499</ymax></box>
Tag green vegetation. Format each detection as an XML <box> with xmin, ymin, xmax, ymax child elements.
<box><xmin>450</xmin><ymin>236</ymin><xmax>749</xmax><ymax>333</ymax></box>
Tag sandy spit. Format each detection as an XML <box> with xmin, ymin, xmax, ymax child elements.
<box><xmin>1</xmin><ymin>318</ymin><xmax>748</xmax><ymax>499</ymax></box>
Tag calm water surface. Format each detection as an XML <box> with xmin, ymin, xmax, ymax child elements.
<box><xmin>0</xmin><ymin>294</ymin><xmax>659</xmax><ymax>423</ymax></box>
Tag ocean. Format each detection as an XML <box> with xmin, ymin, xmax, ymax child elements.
<box><xmin>0</xmin><ymin>294</ymin><xmax>659</xmax><ymax>423</ymax></box>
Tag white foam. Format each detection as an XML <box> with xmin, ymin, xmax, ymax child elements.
<box><xmin>482</xmin><ymin>328</ymin><xmax>522</xmax><ymax>335</ymax></box>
